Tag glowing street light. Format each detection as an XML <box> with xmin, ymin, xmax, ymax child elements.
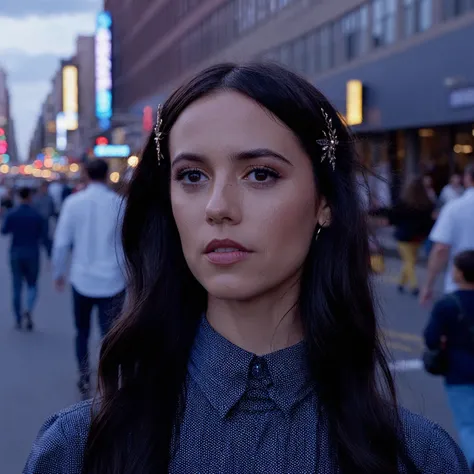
<box><xmin>127</xmin><ymin>155</ymin><xmax>139</xmax><ymax>168</ymax></box>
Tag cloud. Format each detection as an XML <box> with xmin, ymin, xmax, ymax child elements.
<box><xmin>0</xmin><ymin>13</ymin><xmax>98</xmax><ymax>56</ymax></box>
<box><xmin>0</xmin><ymin>51</ymin><xmax>60</xmax><ymax>83</ymax></box>
<box><xmin>0</xmin><ymin>0</ymin><xmax>101</xmax><ymax>18</ymax></box>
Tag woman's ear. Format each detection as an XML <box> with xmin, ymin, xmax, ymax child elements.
<box><xmin>317</xmin><ymin>197</ymin><xmax>331</xmax><ymax>228</ymax></box>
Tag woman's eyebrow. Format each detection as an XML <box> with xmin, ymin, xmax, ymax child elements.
<box><xmin>172</xmin><ymin>148</ymin><xmax>293</xmax><ymax>168</ymax></box>
<box><xmin>231</xmin><ymin>148</ymin><xmax>293</xmax><ymax>166</ymax></box>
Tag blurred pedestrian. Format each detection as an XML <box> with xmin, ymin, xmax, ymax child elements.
<box><xmin>26</xmin><ymin>62</ymin><xmax>468</xmax><ymax>474</ymax></box>
<box><xmin>0</xmin><ymin>186</ymin><xmax>14</xmax><ymax>218</ymax></box>
<box><xmin>421</xmin><ymin>164</ymin><xmax>474</xmax><ymax>305</ymax></box>
<box><xmin>439</xmin><ymin>173</ymin><xmax>464</xmax><ymax>208</ymax></box>
<box><xmin>423</xmin><ymin>173</ymin><xmax>437</xmax><ymax>204</ymax></box>
<box><xmin>424</xmin><ymin>250</ymin><xmax>474</xmax><ymax>471</ymax></box>
<box><xmin>33</xmin><ymin>181</ymin><xmax>54</xmax><ymax>258</ymax></box>
<box><xmin>52</xmin><ymin>159</ymin><xmax>126</xmax><ymax>397</ymax></box>
<box><xmin>1</xmin><ymin>187</ymin><xmax>49</xmax><ymax>330</ymax></box>
<box><xmin>49</xmin><ymin>175</ymin><xmax>71</xmax><ymax>218</ymax></box>
<box><xmin>385</xmin><ymin>177</ymin><xmax>435</xmax><ymax>296</ymax></box>
<box><xmin>422</xmin><ymin>174</ymin><xmax>437</xmax><ymax>256</ymax></box>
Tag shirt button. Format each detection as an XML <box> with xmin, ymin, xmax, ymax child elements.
<box><xmin>251</xmin><ymin>359</ymin><xmax>264</xmax><ymax>378</ymax></box>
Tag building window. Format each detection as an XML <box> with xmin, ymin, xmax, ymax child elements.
<box><xmin>404</xmin><ymin>0</ymin><xmax>432</xmax><ymax>36</ymax></box>
<box><xmin>372</xmin><ymin>0</ymin><xmax>397</xmax><ymax>47</ymax></box>
<box><xmin>403</xmin><ymin>0</ymin><xmax>416</xmax><ymax>36</ymax></box>
<box><xmin>292</xmin><ymin>37</ymin><xmax>307</xmax><ymax>74</ymax></box>
<box><xmin>256</xmin><ymin>0</ymin><xmax>269</xmax><ymax>21</ymax></box>
<box><xmin>419</xmin><ymin>0</ymin><xmax>433</xmax><ymax>31</ymax></box>
<box><xmin>342</xmin><ymin>5</ymin><xmax>369</xmax><ymax>61</ymax></box>
<box><xmin>269</xmin><ymin>0</ymin><xmax>279</xmax><ymax>12</ymax></box>
<box><xmin>443</xmin><ymin>0</ymin><xmax>471</xmax><ymax>19</ymax></box>
<box><xmin>280</xmin><ymin>43</ymin><xmax>292</xmax><ymax>67</ymax></box>
<box><xmin>320</xmin><ymin>25</ymin><xmax>334</xmax><ymax>72</ymax></box>
<box><xmin>304</xmin><ymin>31</ymin><xmax>321</xmax><ymax>76</ymax></box>
<box><xmin>237</xmin><ymin>0</ymin><xmax>257</xmax><ymax>33</ymax></box>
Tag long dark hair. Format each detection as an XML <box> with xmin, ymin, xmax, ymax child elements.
<box><xmin>402</xmin><ymin>176</ymin><xmax>434</xmax><ymax>211</ymax></box>
<box><xmin>83</xmin><ymin>62</ymin><xmax>415</xmax><ymax>474</ymax></box>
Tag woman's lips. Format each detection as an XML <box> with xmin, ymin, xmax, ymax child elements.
<box><xmin>204</xmin><ymin>239</ymin><xmax>252</xmax><ymax>265</ymax></box>
<box><xmin>205</xmin><ymin>249</ymin><xmax>251</xmax><ymax>265</ymax></box>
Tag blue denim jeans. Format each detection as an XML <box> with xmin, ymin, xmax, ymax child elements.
<box><xmin>445</xmin><ymin>384</ymin><xmax>474</xmax><ymax>468</ymax></box>
<box><xmin>72</xmin><ymin>287</ymin><xmax>125</xmax><ymax>380</ymax></box>
<box><xmin>10</xmin><ymin>253</ymin><xmax>39</xmax><ymax>324</ymax></box>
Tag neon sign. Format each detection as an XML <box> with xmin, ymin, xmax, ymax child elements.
<box><xmin>62</xmin><ymin>65</ymin><xmax>79</xmax><ymax>131</ymax></box>
<box><xmin>95</xmin><ymin>11</ymin><xmax>113</xmax><ymax>130</ymax></box>
<box><xmin>94</xmin><ymin>144</ymin><xmax>130</xmax><ymax>158</ymax></box>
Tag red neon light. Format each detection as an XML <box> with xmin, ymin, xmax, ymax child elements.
<box><xmin>0</xmin><ymin>128</ymin><xmax>4</xmax><ymax>136</ymax></box>
<box><xmin>96</xmin><ymin>136</ymin><xmax>108</xmax><ymax>145</ymax></box>
<box><xmin>143</xmin><ymin>106</ymin><xmax>153</xmax><ymax>132</ymax></box>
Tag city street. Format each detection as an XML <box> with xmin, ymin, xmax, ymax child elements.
<box><xmin>0</xmin><ymin>239</ymin><xmax>455</xmax><ymax>473</ymax></box>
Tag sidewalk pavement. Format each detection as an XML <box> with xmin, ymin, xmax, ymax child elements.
<box><xmin>0</xmin><ymin>239</ymin><xmax>102</xmax><ymax>473</ymax></box>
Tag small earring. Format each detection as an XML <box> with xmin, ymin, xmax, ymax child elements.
<box><xmin>315</xmin><ymin>226</ymin><xmax>322</xmax><ymax>242</ymax></box>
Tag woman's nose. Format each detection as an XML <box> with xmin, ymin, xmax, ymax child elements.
<box><xmin>205</xmin><ymin>182</ymin><xmax>242</xmax><ymax>225</ymax></box>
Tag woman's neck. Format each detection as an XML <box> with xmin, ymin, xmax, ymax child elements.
<box><xmin>206</xmin><ymin>277</ymin><xmax>303</xmax><ymax>356</ymax></box>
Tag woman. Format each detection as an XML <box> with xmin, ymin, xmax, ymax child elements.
<box><xmin>24</xmin><ymin>63</ymin><xmax>468</xmax><ymax>473</ymax></box>
<box><xmin>389</xmin><ymin>177</ymin><xmax>435</xmax><ymax>296</ymax></box>
<box><xmin>424</xmin><ymin>250</ymin><xmax>474</xmax><ymax>472</ymax></box>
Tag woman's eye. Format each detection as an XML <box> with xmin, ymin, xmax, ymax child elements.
<box><xmin>246</xmin><ymin>168</ymin><xmax>280</xmax><ymax>183</ymax></box>
<box><xmin>177</xmin><ymin>169</ymin><xmax>207</xmax><ymax>184</ymax></box>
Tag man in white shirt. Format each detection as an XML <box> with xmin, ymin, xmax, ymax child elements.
<box><xmin>421</xmin><ymin>164</ymin><xmax>474</xmax><ymax>304</ymax></box>
<box><xmin>439</xmin><ymin>173</ymin><xmax>464</xmax><ymax>207</ymax></box>
<box><xmin>53</xmin><ymin>159</ymin><xmax>126</xmax><ymax>396</ymax></box>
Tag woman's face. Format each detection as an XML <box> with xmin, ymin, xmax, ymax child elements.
<box><xmin>169</xmin><ymin>91</ymin><xmax>329</xmax><ymax>300</ymax></box>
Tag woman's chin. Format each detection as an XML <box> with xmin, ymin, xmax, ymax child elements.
<box><xmin>203</xmin><ymin>276</ymin><xmax>262</xmax><ymax>302</ymax></box>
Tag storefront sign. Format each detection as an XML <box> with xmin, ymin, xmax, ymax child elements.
<box><xmin>449</xmin><ymin>87</ymin><xmax>474</xmax><ymax>108</ymax></box>
<box><xmin>95</xmin><ymin>11</ymin><xmax>113</xmax><ymax>129</ymax></box>
<box><xmin>62</xmin><ymin>65</ymin><xmax>79</xmax><ymax>131</ymax></box>
<box><xmin>346</xmin><ymin>80</ymin><xmax>363</xmax><ymax>126</ymax></box>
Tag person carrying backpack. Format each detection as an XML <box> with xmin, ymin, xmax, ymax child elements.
<box><xmin>424</xmin><ymin>250</ymin><xmax>474</xmax><ymax>472</ymax></box>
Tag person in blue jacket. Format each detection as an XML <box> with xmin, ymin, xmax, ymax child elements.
<box><xmin>2</xmin><ymin>187</ymin><xmax>49</xmax><ymax>330</ymax></box>
<box><xmin>425</xmin><ymin>249</ymin><xmax>474</xmax><ymax>471</ymax></box>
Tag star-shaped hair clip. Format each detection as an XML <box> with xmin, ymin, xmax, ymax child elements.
<box><xmin>154</xmin><ymin>104</ymin><xmax>164</xmax><ymax>165</ymax></box>
<box><xmin>316</xmin><ymin>108</ymin><xmax>338</xmax><ymax>171</ymax></box>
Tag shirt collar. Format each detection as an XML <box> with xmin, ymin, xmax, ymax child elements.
<box><xmin>87</xmin><ymin>182</ymin><xmax>108</xmax><ymax>191</ymax></box>
<box><xmin>188</xmin><ymin>317</ymin><xmax>313</xmax><ymax>418</ymax></box>
<box><xmin>464</xmin><ymin>187</ymin><xmax>474</xmax><ymax>198</ymax></box>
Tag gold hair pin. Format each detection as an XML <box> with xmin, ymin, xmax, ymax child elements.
<box><xmin>154</xmin><ymin>104</ymin><xmax>163</xmax><ymax>165</ymax></box>
<box><xmin>316</xmin><ymin>108</ymin><xmax>338</xmax><ymax>171</ymax></box>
